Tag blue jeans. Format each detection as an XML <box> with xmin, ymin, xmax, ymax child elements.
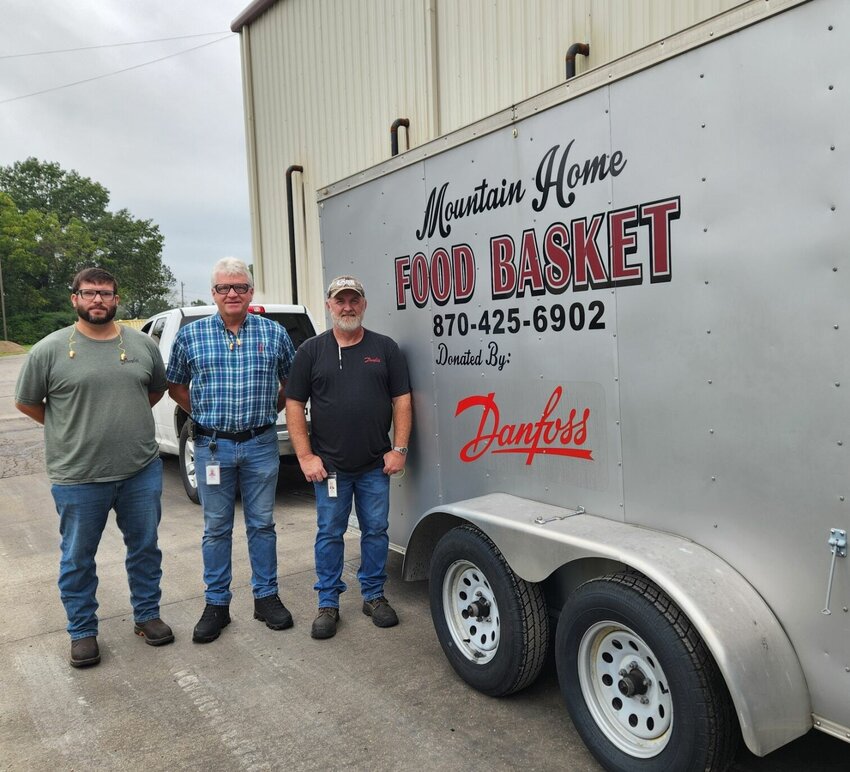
<box><xmin>51</xmin><ymin>458</ymin><xmax>164</xmax><ymax>640</ymax></box>
<box><xmin>313</xmin><ymin>466</ymin><xmax>390</xmax><ymax>608</ymax></box>
<box><xmin>194</xmin><ymin>426</ymin><xmax>280</xmax><ymax>605</ymax></box>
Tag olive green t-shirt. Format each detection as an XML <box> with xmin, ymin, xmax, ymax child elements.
<box><xmin>15</xmin><ymin>324</ymin><xmax>167</xmax><ymax>484</ymax></box>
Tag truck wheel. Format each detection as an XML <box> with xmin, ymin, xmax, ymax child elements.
<box><xmin>555</xmin><ymin>572</ymin><xmax>738</xmax><ymax>772</ymax></box>
<box><xmin>178</xmin><ymin>422</ymin><xmax>201</xmax><ymax>505</ymax></box>
<box><xmin>429</xmin><ymin>525</ymin><xmax>548</xmax><ymax>697</ymax></box>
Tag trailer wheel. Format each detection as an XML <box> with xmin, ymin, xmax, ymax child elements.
<box><xmin>429</xmin><ymin>525</ymin><xmax>548</xmax><ymax>696</ymax></box>
<box><xmin>555</xmin><ymin>572</ymin><xmax>738</xmax><ymax>771</ymax></box>
<box><xmin>178</xmin><ymin>422</ymin><xmax>201</xmax><ymax>505</ymax></box>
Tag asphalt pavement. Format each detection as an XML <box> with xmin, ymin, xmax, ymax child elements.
<box><xmin>0</xmin><ymin>352</ymin><xmax>846</xmax><ymax>771</ymax></box>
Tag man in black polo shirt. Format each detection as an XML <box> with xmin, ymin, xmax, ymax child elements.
<box><xmin>286</xmin><ymin>275</ymin><xmax>412</xmax><ymax>640</ymax></box>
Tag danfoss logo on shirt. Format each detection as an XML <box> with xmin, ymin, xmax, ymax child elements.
<box><xmin>455</xmin><ymin>386</ymin><xmax>592</xmax><ymax>465</ymax></box>
<box><xmin>364</xmin><ymin>356</ymin><xmax>382</xmax><ymax>364</ymax></box>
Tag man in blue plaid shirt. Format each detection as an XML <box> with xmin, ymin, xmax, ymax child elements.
<box><xmin>167</xmin><ymin>257</ymin><xmax>296</xmax><ymax>643</ymax></box>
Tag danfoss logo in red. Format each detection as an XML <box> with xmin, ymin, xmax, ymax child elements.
<box><xmin>455</xmin><ymin>387</ymin><xmax>592</xmax><ymax>465</ymax></box>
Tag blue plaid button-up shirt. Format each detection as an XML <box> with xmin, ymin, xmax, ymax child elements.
<box><xmin>167</xmin><ymin>312</ymin><xmax>295</xmax><ymax>432</ymax></box>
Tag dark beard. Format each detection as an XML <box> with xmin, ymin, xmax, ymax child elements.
<box><xmin>77</xmin><ymin>305</ymin><xmax>117</xmax><ymax>325</ymax></box>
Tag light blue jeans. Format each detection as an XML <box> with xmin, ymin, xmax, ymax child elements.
<box><xmin>51</xmin><ymin>458</ymin><xmax>164</xmax><ymax>640</ymax></box>
<box><xmin>194</xmin><ymin>426</ymin><xmax>280</xmax><ymax>605</ymax></box>
<box><xmin>313</xmin><ymin>466</ymin><xmax>390</xmax><ymax>608</ymax></box>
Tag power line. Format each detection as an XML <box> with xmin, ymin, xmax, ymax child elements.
<box><xmin>0</xmin><ymin>35</ymin><xmax>232</xmax><ymax>106</ymax></box>
<box><xmin>0</xmin><ymin>31</ymin><xmax>231</xmax><ymax>59</ymax></box>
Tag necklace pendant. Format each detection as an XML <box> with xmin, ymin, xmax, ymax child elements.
<box><xmin>120</xmin><ymin>353</ymin><xmax>127</xmax><ymax>362</ymax></box>
<box><xmin>69</xmin><ymin>350</ymin><xmax>75</xmax><ymax>359</ymax></box>
<box><xmin>229</xmin><ymin>342</ymin><xmax>234</xmax><ymax>351</ymax></box>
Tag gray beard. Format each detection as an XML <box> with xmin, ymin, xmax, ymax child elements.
<box><xmin>334</xmin><ymin>315</ymin><xmax>362</xmax><ymax>332</ymax></box>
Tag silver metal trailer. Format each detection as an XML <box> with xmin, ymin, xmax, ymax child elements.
<box><xmin>316</xmin><ymin>0</ymin><xmax>849</xmax><ymax>768</ymax></box>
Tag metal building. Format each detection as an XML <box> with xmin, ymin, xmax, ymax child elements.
<box><xmin>231</xmin><ymin>0</ymin><xmax>743</xmax><ymax>320</ymax></box>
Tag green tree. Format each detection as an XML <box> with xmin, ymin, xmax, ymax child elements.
<box><xmin>0</xmin><ymin>158</ymin><xmax>109</xmax><ymax>226</ymax></box>
<box><xmin>0</xmin><ymin>158</ymin><xmax>175</xmax><ymax>338</ymax></box>
<box><xmin>95</xmin><ymin>209</ymin><xmax>172</xmax><ymax>318</ymax></box>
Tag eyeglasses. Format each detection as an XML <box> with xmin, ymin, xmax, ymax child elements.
<box><xmin>76</xmin><ymin>289</ymin><xmax>117</xmax><ymax>301</ymax></box>
<box><xmin>213</xmin><ymin>283</ymin><xmax>252</xmax><ymax>295</ymax></box>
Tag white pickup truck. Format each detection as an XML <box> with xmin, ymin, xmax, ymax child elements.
<box><xmin>140</xmin><ymin>303</ymin><xmax>316</xmax><ymax>502</ymax></box>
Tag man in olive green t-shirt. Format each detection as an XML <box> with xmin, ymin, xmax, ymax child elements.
<box><xmin>15</xmin><ymin>267</ymin><xmax>174</xmax><ymax>668</ymax></box>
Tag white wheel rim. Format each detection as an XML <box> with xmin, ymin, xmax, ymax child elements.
<box><xmin>577</xmin><ymin>621</ymin><xmax>673</xmax><ymax>758</ymax></box>
<box><xmin>183</xmin><ymin>437</ymin><xmax>197</xmax><ymax>490</ymax></box>
<box><xmin>442</xmin><ymin>559</ymin><xmax>500</xmax><ymax>663</ymax></box>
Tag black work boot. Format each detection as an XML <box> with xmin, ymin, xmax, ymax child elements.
<box><xmin>133</xmin><ymin>618</ymin><xmax>175</xmax><ymax>646</ymax></box>
<box><xmin>362</xmin><ymin>597</ymin><xmax>399</xmax><ymax>628</ymax></box>
<box><xmin>310</xmin><ymin>607</ymin><xmax>340</xmax><ymax>639</ymax></box>
<box><xmin>253</xmin><ymin>594</ymin><xmax>294</xmax><ymax>630</ymax></box>
<box><xmin>70</xmin><ymin>636</ymin><xmax>101</xmax><ymax>668</ymax></box>
<box><xmin>192</xmin><ymin>604</ymin><xmax>231</xmax><ymax>643</ymax></box>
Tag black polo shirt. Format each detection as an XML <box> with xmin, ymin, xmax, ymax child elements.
<box><xmin>286</xmin><ymin>329</ymin><xmax>410</xmax><ymax>474</ymax></box>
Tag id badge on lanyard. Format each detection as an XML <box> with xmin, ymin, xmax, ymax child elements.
<box><xmin>206</xmin><ymin>438</ymin><xmax>221</xmax><ymax>485</ymax></box>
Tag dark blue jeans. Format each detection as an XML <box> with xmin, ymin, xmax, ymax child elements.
<box><xmin>313</xmin><ymin>466</ymin><xmax>390</xmax><ymax>608</ymax></box>
<box><xmin>51</xmin><ymin>458</ymin><xmax>164</xmax><ymax>640</ymax></box>
<box><xmin>194</xmin><ymin>426</ymin><xmax>280</xmax><ymax>605</ymax></box>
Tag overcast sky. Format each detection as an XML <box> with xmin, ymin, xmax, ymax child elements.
<box><xmin>0</xmin><ymin>0</ymin><xmax>252</xmax><ymax>306</ymax></box>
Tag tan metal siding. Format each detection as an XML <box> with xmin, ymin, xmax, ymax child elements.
<box><xmin>243</xmin><ymin>0</ymin><xmax>431</xmax><ymax>304</ymax></box>
<box><xmin>238</xmin><ymin>0</ymin><xmax>748</xmax><ymax>315</ymax></box>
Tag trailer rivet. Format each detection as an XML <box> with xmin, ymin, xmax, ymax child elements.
<box><xmin>835</xmin><ymin>383</ymin><xmax>841</xmax><ymax>388</ymax></box>
<box><xmin>829</xmin><ymin>85</ymin><xmax>834</xmax><ymax>91</ymax></box>
<box><xmin>831</xmin><ymin>205</ymin><xmax>836</xmax><ymax>211</ymax></box>
<box><xmin>701</xmin><ymin>177</ymin><xmax>706</xmax><ymax>182</ymax></box>
<box><xmin>710</xmin><ymin>429</ymin><xmax>714</xmax><ymax>434</ymax></box>
<box><xmin>831</xmin><ymin>145</ymin><xmax>836</xmax><ymax>151</ymax></box>
<box><xmin>835</xmin><ymin>325</ymin><xmax>840</xmax><ymax>330</ymax></box>
<box><xmin>707</xmin><ymin>330</ymin><xmax>711</xmax><ymax>334</ymax></box>
<box><xmin>708</xmin><ymin>380</ymin><xmax>713</xmax><ymax>384</ymax></box>
<box><xmin>700</xmin><ymin>73</ymin><xmax>704</xmax><ymax>79</ymax></box>
<box><xmin>840</xmin><ymin>496</ymin><xmax>845</xmax><ymax>502</ymax></box>
<box><xmin>838</xmin><ymin>441</ymin><xmax>844</xmax><ymax>446</ymax></box>
<box><xmin>701</xmin><ymin>123</ymin><xmax>706</xmax><ymax>128</ymax></box>
<box><xmin>712</xmin><ymin>476</ymin><xmax>717</xmax><ymax>482</ymax></box>
<box><xmin>704</xmin><ymin>227</ymin><xmax>708</xmax><ymax>233</ymax></box>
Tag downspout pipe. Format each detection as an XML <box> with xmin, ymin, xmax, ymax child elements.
<box><xmin>565</xmin><ymin>42</ymin><xmax>590</xmax><ymax>80</ymax></box>
<box><xmin>285</xmin><ymin>165</ymin><xmax>303</xmax><ymax>305</ymax></box>
<box><xmin>391</xmin><ymin>118</ymin><xmax>410</xmax><ymax>156</ymax></box>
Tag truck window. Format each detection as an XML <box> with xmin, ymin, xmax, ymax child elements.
<box><xmin>150</xmin><ymin>317</ymin><xmax>167</xmax><ymax>345</ymax></box>
<box><xmin>264</xmin><ymin>313</ymin><xmax>315</xmax><ymax>349</ymax></box>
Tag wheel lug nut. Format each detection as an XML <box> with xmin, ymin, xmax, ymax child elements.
<box><xmin>619</xmin><ymin>669</ymin><xmax>628</xmax><ymax>677</ymax></box>
<box><xmin>639</xmin><ymin>696</ymin><xmax>649</xmax><ymax>705</ymax></box>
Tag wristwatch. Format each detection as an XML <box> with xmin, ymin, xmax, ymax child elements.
<box><xmin>392</xmin><ymin>446</ymin><xmax>408</xmax><ymax>455</ymax></box>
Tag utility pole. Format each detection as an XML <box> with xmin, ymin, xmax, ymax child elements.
<box><xmin>0</xmin><ymin>253</ymin><xmax>7</xmax><ymax>340</ymax></box>
<box><xmin>181</xmin><ymin>281</ymin><xmax>185</xmax><ymax>307</ymax></box>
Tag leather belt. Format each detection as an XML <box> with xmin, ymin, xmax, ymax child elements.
<box><xmin>194</xmin><ymin>423</ymin><xmax>274</xmax><ymax>442</ymax></box>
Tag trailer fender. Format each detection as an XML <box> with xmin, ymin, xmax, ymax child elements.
<box><xmin>403</xmin><ymin>493</ymin><xmax>811</xmax><ymax>757</ymax></box>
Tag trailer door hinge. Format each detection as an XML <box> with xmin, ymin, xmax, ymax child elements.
<box><xmin>821</xmin><ymin>528</ymin><xmax>847</xmax><ymax>615</ymax></box>
<box><xmin>534</xmin><ymin>505</ymin><xmax>585</xmax><ymax>525</ymax></box>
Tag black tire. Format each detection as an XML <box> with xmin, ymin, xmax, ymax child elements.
<box><xmin>554</xmin><ymin>572</ymin><xmax>738</xmax><ymax>772</ymax></box>
<box><xmin>178</xmin><ymin>421</ymin><xmax>201</xmax><ymax>505</ymax></box>
<box><xmin>429</xmin><ymin>525</ymin><xmax>548</xmax><ymax>696</ymax></box>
